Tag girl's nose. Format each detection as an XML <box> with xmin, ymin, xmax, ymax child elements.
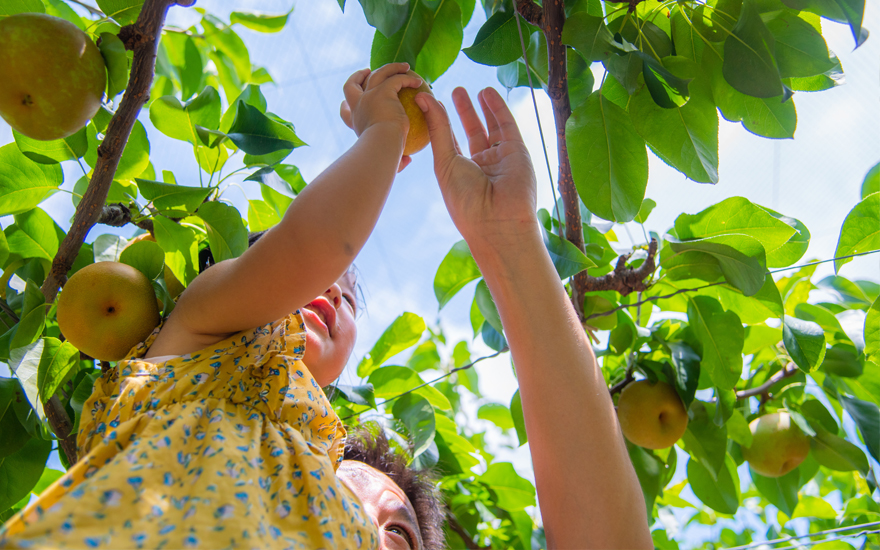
<box><xmin>325</xmin><ymin>283</ymin><xmax>342</xmax><ymax>308</ymax></box>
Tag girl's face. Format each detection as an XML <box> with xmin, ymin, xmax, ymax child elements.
<box><xmin>301</xmin><ymin>272</ymin><xmax>358</xmax><ymax>387</ymax></box>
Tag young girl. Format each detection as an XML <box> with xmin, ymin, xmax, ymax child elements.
<box><xmin>0</xmin><ymin>63</ymin><xmax>422</xmax><ymax>550</ymax></box>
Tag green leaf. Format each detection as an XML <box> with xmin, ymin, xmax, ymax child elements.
<box><xmin>757</xmin><ymin>206</ymin><xmax>811</xmax><ymax>267</ymax></box>
<box><xmin>634</xmin><ymin>199</ymin><xmax>657</xmax><ymax>224</ymax></box>
<box><xmin>433</xmin><ymin>241</ymin><xmax>481</xmax><ymax>309</ymax></box>
<box><xmin>368</xmin><ymin>365</ymin><xmax>451</xmax><ymax>411</ymax></box>
<box><xmin>671</xmin><ymin>6</ymin><xmax>705</xmax><ymax>64</ymax></box>
<box><xmin>413</xmin><ymin>0</ymin><xmax>463</xmax><ymax>83</ymax></box>
<box><xmin>202</xmin><ymin>15</ymin><xmax>250</xmax><ymax>83</ymax></box>
<box><xmin>567</xmin><ymin>50</ymin><xmax>595</xmax><ymax>111</ymax></box>
<box><xmin>8</xmin><ymin>340</ymin><xmax>46</xmax><ymax>421</ymax></box>
<box><xmin>0</xmin><ymin>378</ymin><xmax>31</xmax><ymax>459</ymax></box>
<box><xmin>831</xmin><ymin>0</ymin><xmax>868</xmax><ymax>48</ymax></box>
<box><xmin>475</xmin><ymin>280</ymin><xmax>502</xmax><ymax>335</ymax></box>
<box><xmin>688</xmin><ymin>297</ymin><xmax>744</xmax><ymax>389</ymax></box>
<box><xmin>668</xmin><ymin>235</ymin><xmax>767</xmax><ymax>296</ymax></box>
<box><xmin>391</xmin><ymin>393</ymin><xmax>435</xmax><ymax>459</ymax></box>
<box><xmin>84</xmin><ymin>119</ymin><xmax>150</xmax><ymax>181</ymax></box>
<box><xmin>722</xmin><ymin>0</ymin><xmax>789</xmax><ymax>99</ymax></box>
<box><xmin>675</xmin><ymin>197</ymin><xmax>797</xmax><ymax>254</ymax></box>
<box><xmin>792</xmin><ymin>495</ymin><xmax>838</xmax><ymax>520</ymax></box>
<box><xmin>752</xmin><ymin>467</ymin><xmax>799</xmax><ymax>517</ymax></box>
<box><xmin>641</xmin><ymin>55</ymin><xmax>692</xmax><ymax>109</ymax></box>
<box><xmin>329</xmin><ymin>383</ymin><xmax>375</xmax><ymax>408</ymax></box>
<box><xmin>35</xmin><ymin>337</ymin><xmax>78</xmax><ymax>404</ymax></box>
<box><xmin>92</xmin><ymin>234</ymin><xmax>127</xmax><ymax>263</ymax></box>
<box><xmin>541</xmin><ymin>226</ymin><xmax>595</xmax><ymax>279</ymax></box>
<box><xmin>6</xmin><ymin>208</ymin><xmax>64</xmax><ymax>262</ymax></box>
<box><xmin>230</xmin><ymin>9</ymin><xmax>293</xmax><ymax>33</ymax></box>
<box><xmin>783</xmin><ymin>316</ymin><xmax>826</xmax><ymax>372</ymax></box>
<box><xmin>227</xmin><ymin>102</ymin><xmax>306</xmax><ymax>155</ymax></box>
<box><xmin>861</xmin><ymin>161</ymin><xmax>879</xmax><ymax>199</ymax></box>
<box><xmin>0</xmin><ymin>144</ymin><xmax>62</xmax><ymax>216</ymax></box>
<box><xmin>726</xmin><ymin>409</ymin><xmax>753</xmax><ymax>447</ymax></box>
<box><xmin>10</xmin><ymin>281</ymin><xmax>45</xmax><ymax>351</ymax></box>
<box><xmin>119</xmin><ymin>240</ymin><xmax>164</xmax><ymax>281</ymax></box>
<box><xmin>358</xmin><ymin>0</ymin><xmax>411</xmax><ymax>37</ymax></box>
<box><xmin>811</xmin><ymin>425</ymin><xmax>869</xmax><ymax>473</ymax></box>
<box><xmin>13</xmin><ymin>126</ymin><xmax>88</xmax><ymax>165</ymax></box>
<box><xmin>137</xmin><ymin>179</ymin><xmax>213</xmax><ymax>216</ymax></box>
<box><xmin>682</xmin><ymin>401</ymin><xmax>728</xmax><ymax>478</ymax></box>
<box><xmin>866</xmin><ymin>297</ymin><xmax>879</xmax><ymax>361</ymax></box>
<box><xmin>153</xmin><ymin>216</ymin><xmax>199</xmax><ymax>286</ymax></box>
<box><xmin>687</xmin><ymin>455</ymin><xmax>740</xmax><ymax>514</ymax></box>
<box><xmin>478</xmin><ymin>403</ymin><xmax>514</xmax><ymax>431</ymax></box>
<box><xmin>196</xmin><ymin>202</ymin><xmax>248</xmax><ymax>263</ymax></box>
<box><xmin>96</xmin><ymin>0</ymin><xmax>143</xmax><ymax>25</ymax></box>
<box><xmin>247</xmin><ymin>200</ymin><xmax>280</xmax><ymax>232</ymax></box>
<box><xmin>69</xmin><ymin>371</ymin><xmax>100</xmax><ymax>433</ymax></box>
<box><xmin>766</xmin><ymin>12</ymin><xmax>835</xmax><ymax>78</ymax></box>
<box><xmin>479</xmin><ymin>462</ymin><xmax>536</xmax><ymax>510</ymax></box>
<box><xmin>834</xmin><ymin>192</ymin><xmax>879</xmax><ymax>274</ymax></box>
<box><xmin>562</xmin><ymin>13</ymin><xmax>613</xmax><ymax>62</ymax></box>
<box><xmin>704</xmin><ymin>48</ymin><xmax>797</xmax><ymax>139</ymax></box>
<box><xmin>149</xmin><ymin>86</ymin><xmax>222</xmax><ymax>145</ymax></box>
<box><xmin>158</xmin><ymin>32</ymin><xmax>204</xmax><ymax>102</ymax></box>
<box><xmin>669</xmin><ymin>342</ymin><xmax>700</xmax><ymax>409</ymax></box>
<box><xmin>0</xmin><ymin>0</ymin><xmax>44</xmax><ymax>15</ymax></box>
<box><xmin>839</xmin><ymin>395</ymin><xmax>880</xmax><ymax>463</ymax></box>
<box><xmin>98</xmin><ymin>32</ymin><xmax>129</xmax><ymax>99</ymax></box>
<box><xmin>462</xmin><ymin>10</ymin><xmax>522</xmax><ymax>66</ymax></box>
<box><xmin>567</xmin><ymin>92</ymin><xmax>647</xmax><ymax>223</ymax></box>
<box><xmin>626</xmin><ymin>441</ymin><xmax>666</xmax><ymax>519</ymax></box>
<box><xmin>358</xmin><ymin>312</ymin><xmax>426</xmax><ymax>377</ymax></box>
<box><xmin>0</xmin><ymin>436</ymin><xmax>52</xmax><ymax>511</ymax></box>
<box><xmin>510</xmin><ymin>390</ymin><xmax>527</xmax><ymax>446</ymax></box>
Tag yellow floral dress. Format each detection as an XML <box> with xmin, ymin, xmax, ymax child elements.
<box><xmin>0</xmin><ymin>312</ymin><xmax>378</xmax><ymax>549</ymax></box>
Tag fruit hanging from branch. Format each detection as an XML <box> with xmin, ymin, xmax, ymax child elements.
<box><xmin>56</xmin><ymin>261</ymin><xmax>160</xmax><ymax>362</ymax></box>
<box><xmin>616</xmin><ymin>380</ymin><xmax>689</xmax><ymax>449</ymax></box>
<box><xmin>0</xmin><ymin>13</ymin><xmax>106</xmax><ymax>141</ymax></box>
<box><xmin>741</xmin><ymin>411</ymin><xmax>811</xmax><ymax>478</ymax></box>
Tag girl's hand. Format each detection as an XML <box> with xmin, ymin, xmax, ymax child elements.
<box><xmin>415</xmin><ymin>87</ymin><xmax>540</xmax><ymax>254</ymax></box>
<box><xmin>340</xmin><ymin>64</ymin><xmax>421</xmax><ymax>172</ymax></box>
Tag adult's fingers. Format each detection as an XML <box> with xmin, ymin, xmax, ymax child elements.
<box><xmin>343</xmin><ymin>68</ymin><xmax>370</xmax><ymax>110</ymax></box>
<box><xmin>365</xmin><ymin>62</ymin><xmax>411</xmax><ymax>90</ymax></box>
<box><xmin>415</xmin><ymin>92</ymin><xmax>458</xmax><ymax>168</ymax></box>
<box><xmin>478</xmin><ymin>90</ymin><xmax>501</xmax><ymax>147</ymax></box>
<box><xmin>452</xmin><ymin>87</ymin><xmax>489</xmax><ymax>156</ymax></box>
<box><xmin>397</xmin><ymin>155</ymin><xmax>412</xmax><ymax>173</ymax></box>
<box><xmin>481</xmin><ymin>87</ymin><xmax>524</xmax><ymax>143</ymax></box>
<box><xmin>340</xmin><ymin>100</ymin><xmax>353</xmax><ymax>129</ymax></box>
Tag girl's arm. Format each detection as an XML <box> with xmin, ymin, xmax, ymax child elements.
<box><xmin>157</xmin><ymin>65</ymin><xmax>421</xmax><ymax>343</ymax></box>
<box><xmin>415</xmin><ymin>88</ymin><xmax>653</xmax><ymax>549</ymax></box>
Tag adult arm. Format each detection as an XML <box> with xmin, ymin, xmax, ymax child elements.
<box><xmin>158</xmin><ymin>65</ymin><xmax>421</xmax><ymax>341</ymax></box>
<box><xmin>415</xmin><ymin>88</ymin><xmax>653</xmax><ymax>549</ymax></box>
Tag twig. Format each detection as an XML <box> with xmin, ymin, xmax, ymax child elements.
<box><xmin>340</xmin><ymin>350</ymin><xmax>506</xmax><ymax>421</ymax></box>
<box><xmin>98</xmin><ymin>203</ymin><xmax>154</xmax><ymax>232</ymax></box>
<box><xmin>735</xmin><ymin>362</ymin><xmax>798</xmax><ymax>400</ymax></box>
<box><xmin>515</xmin><ymin>0</ymin><xmax>544</xmax><ymax>28</ymax></box>
<box><xmin>39</xmin><ymin>0</ymin><xmax>193</xmax><ymax>467</ymax></box>
<box><xmin>609</xmin><ymin>371</ymin><xmax>635</xmax><ymax>396</ymax></box>
<box><xmin>447</xmin><ymin>512</ymin><xmax>491</xmax><ymax>550</ymax></box>
<box><xmin>0</xmin><ymin>300</ymin><xmax>20</xmax><ymax>323</ymax></box>
<box><xmin>582</xmin><ymin>238</ymin><xmax>658</xmax><ymax>296</ymax></box>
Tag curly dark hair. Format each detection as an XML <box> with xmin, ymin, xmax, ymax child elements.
<box><xmin>343</xmin><ymin>425</ymin><xmax>446</xmax><ymax>550</ymax></box>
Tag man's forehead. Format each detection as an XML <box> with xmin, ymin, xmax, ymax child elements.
<box><xmin>339</xmin><ymin>461</ymin><xmax>416</xmax><ymax>516</ymax></box>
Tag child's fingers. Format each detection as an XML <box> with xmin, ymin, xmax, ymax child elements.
<box><xmin>343</xmin><ymin>68</ymin><xmax>370</xmax><ymax>109</ymax></box>
<box><xmin>380</xmin><ymin>74</ymin><xmax>426</xmax><ymax>95</ymax></box>
<box><xmin>452</xmin><ymin>87</ymin><xmax>489</xmax><ymax>156</ymax></box>
<box><xmin>481</xmin><ymin>87</ymin><xmax>524</xmax><ymax>143</ymax></box>
<box><xmin>365</xmin><ymin>62</ymin><xmax>411</xmax><ymax>90</ymax></box>
<box><xmin>416</xmin><ymin>92</ymin><xmax>458</xmax><ymax>168</ymax></box>
<box><xmin>340</xmin><ymin>100</ymin><xmax>353</xmax><ymax>129</ymax></box>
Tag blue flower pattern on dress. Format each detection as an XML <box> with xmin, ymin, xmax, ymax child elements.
<box><xmin>0</xmin><ymin>312</ymin><xmax>377</xmax><ymax>549</ymax></box>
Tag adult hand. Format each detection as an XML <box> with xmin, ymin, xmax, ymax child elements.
<box><xmin>415</xmin><ymin>87</ymin><xmax>539</xmax><ymax>252</ymax></box>
<box><xmin>340</xmin><ymin>65</ymin><xmax>416</xmax><ymax>172</ymax></box>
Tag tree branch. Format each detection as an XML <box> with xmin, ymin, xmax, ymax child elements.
<box><xmin>582</xmin><ymin>238</ymin><xmax>658</xmax><ymax>296</ymax></box>
<box><xmin>735</xmin><ymin>363</ymin><xmax>798</xmax><ymax>400</ymax></box>
<box><xmin>447</xmin><ymin>513</ymin><xmax>491</xmax><ymax>550</ymax></box>
<box><xmin>39</xmin><ymin>0</ymin><xmax>192</xmax><ymax>467</ymax></box>
<box><xmin>515</xmin><ymin>0</ymin><xmax>544</xmax><ymax>28</ymax></box>
<box><xmin>98</xmin><ymin>203</ymin><xmax>154</xmax><ymax>232</ymax></box>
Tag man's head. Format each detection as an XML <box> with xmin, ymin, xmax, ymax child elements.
<box><xmin>339</xmin><ymin>427</ymin><xmax>445</xmax><ymax>550</ymax></box>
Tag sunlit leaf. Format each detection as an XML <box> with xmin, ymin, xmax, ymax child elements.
<box><xmin>433</xmin><ymin>241</ymin><xmax>481</xmax><ymax>309</ymax></box>
<box><xmin>834</xmin><ymin>192</ymin><xmax>879</xmax><ymax>274</ymax></box>
<box><xmin>358</xmin><ymin>312</ymin><xmax>426</xmax><ymax>377</ymax></box>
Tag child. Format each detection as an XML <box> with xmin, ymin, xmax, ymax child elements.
<box><xmin>0</xmin><ymin>63</ymin><xmax>422</xmax><ymax>550</ymax></box>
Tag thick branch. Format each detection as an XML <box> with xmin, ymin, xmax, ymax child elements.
<box><xmin>582</xmin><ymin>239</ymin><xmax>658</xmax><ymax>296</ymax></box>
<box><xmin>447</xmin><ymin>513</ymin><xmax>491</xmax><ymax>550</ymax></box>
<box><xmin>736</xmin><ymin>363</ymin><xmax>798</xmax><ymax>400</ymax></box>
<box><xmin>39</xmin><ymin>0</ymin><xmax>190</xmax><ymax>467</ymax></box>
<box><xmin>98</xmin><ymin>203</ymin><xmax>154</xmax><ymax>232</ymax></box>
<box><xmin>515</xmin><ymin>0</ymin><xmax>544</xmax><ymax>28</ymax></box>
